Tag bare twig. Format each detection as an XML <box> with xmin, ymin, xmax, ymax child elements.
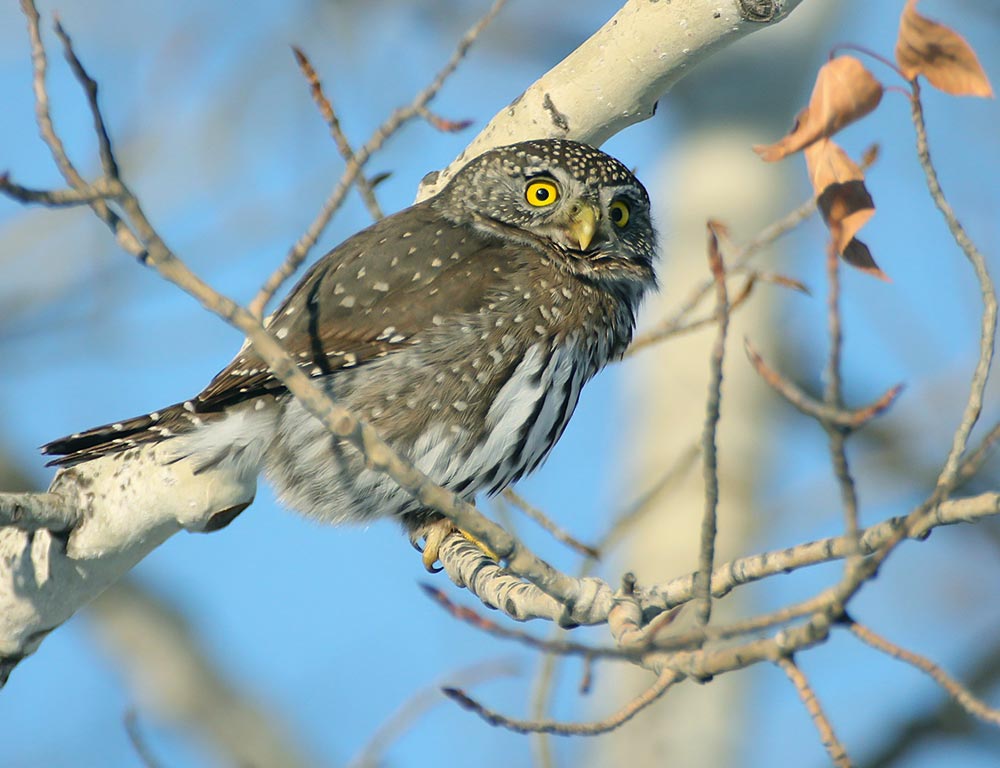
<box><xmin>745</xmin><ymin>339</ymin><xmax>903</xmax><ymax>430</ymax></box>
<box><xmin>625</xmin><ymin>196</ymin><xmax>816</xmax><ymax>358</ymax></box>
<box><xmin>444</xmin><ymin>669</ymin><xmax>679</xmax><ymax>736</ymax></box>
<box><xmin>910</xmin><ymin>81</ymin><xmax>998</xmax><ymax>498</ymax></box>
<box><xmin>416</xmin><ymin>105</ymin><xmax>474</xmax><ymax>133</ymax></box>
<box><xmin>627</xmin><ymin>144</ymin><xmax>879</xmax><ymax>360</ymax></box>
<box><xmin>123</xmin><ymin>710</ymin><xmax>164</xmax><ymax>768</ymax></box>
<box><xmin>777</xmin><ymin>657</ymin><xmax>853</xmax><ymax>767</ymax></box>
<box><xmin>822</xmin><ymin>242</ymin><xmax>862</xmax><ymax>554</ymax></box>
<box><xmin>694</xmin><ymin>222</ymin><xmax>729</xmax><ymax>626</ymax></box>
<box><xmin>957</xmin><ymin>422</ymin><xmax>1000</xmax><ymax>487</ymax></box>
<box><xmin>855</xmin><ymin>639</ymin><xmax>1000</xmax><ymax>768</ymax></box>
<box><xmin>291</xmin><ymin>46</ymin><xmax>383</xmax><ymax>221</ymax></box>
<box><xmin>803</xmin><ymin>82</ymin><xmax>1000</xmax><ymax>627</ymax></box>
<box><xmin>347</xmin><ymin>659</ymin><xmax>519</xmax><ymax>768</ymax></box>
<box><xmin>19</xmin><ymin>0</ymin><xmax>143</xmax><ymax>257</ymax></box>
<box><xmin>53</xmin><ymin>19</ymin><xmax>119</xmax><ymax>179</ymax></box>
<box><xmin>502</xmin><ymin>488</ymin><xmax>600</xmax><ymax>559</ymax></box>
<box><xmin>0</xmin><ymin>174</ymin><xmax>119</xmax><ymax>206</ymax></box>
<box><xmin>21</xmin><ymin>0</ymin><xmax>83</xmax><ymax>187</ymax></box>
<box><xmin>847</xmin><ymin>620</ymin><xmax>1000</xmax><ymax>727</ymax></box>
<box><xmin>249</xmin><ymin>0</ymin><xmax>507</xmax><ymax>317</ymax></box>
<box><xmin>626</xmin><ymin>273</ymin><xmax>754</xmax><ymax>354</ymax></box>
<box><xmin>595</xmin><ymin>444</ymin><xmax>700</xmax><ymax>554</ymax></box>
<box><xmin>420</xmin><ymin>584</ymin><xmax>627</xmax><ymax>659</ymax></box>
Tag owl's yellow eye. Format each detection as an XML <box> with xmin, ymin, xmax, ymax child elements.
<box><xmin>525</xmin><ymin>179</ymin><xmax>559</xmax><ymax>207</ymax></box>
<box><xmin>610</xmin><ymin>200</ymin><xmax>630</xmax><ymax>228</ymax></box>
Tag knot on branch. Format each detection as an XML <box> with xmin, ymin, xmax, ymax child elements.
<box><xmin>738</xmin><ymin>0</ymin><xmax>778</xmax><ymax>23</ymax></box>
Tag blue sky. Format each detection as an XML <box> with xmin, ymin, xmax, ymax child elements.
<box><xmin>0</xmin><ymin>1</ymin><xmax>998</xmax><ymax>766</ymax></box>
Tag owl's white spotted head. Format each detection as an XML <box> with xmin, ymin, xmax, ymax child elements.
<box><xmin>435</xmin><ymin>139</ymin><xmax>657</xmax><ymax>293</ymax></box>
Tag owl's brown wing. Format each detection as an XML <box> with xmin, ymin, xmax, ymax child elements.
<box><xmin>41</xmin><ymin>203</ymin><xmax>518</xmax><ymax>465</ymax></box>
<box><xmin>195</xmin><ymin>201</ymin><xmax>516</xmax><ymax>410</ymax></box>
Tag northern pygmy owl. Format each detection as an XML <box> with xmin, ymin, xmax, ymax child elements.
<box><xmin>43</xmin><ymin>139</ymin><xmax>657</xmax><ymax>564</ymax></box>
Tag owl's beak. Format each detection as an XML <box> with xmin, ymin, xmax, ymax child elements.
<box><xmin>565</xmin><ymin>200</ymin><xmax>600</xmax><ymax>251</ymax></box>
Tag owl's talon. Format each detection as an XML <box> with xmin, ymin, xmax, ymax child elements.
<box><xmin>420</xmin><ymin>519</ymin><xmax>454</xmax><ymax>572</ymax></box>
<box><xmin>417</xmin><ymin>519</ymin><xmax>499</xmax><ymax>572</ymax></box>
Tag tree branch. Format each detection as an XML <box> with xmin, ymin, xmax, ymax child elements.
<box><xmin>0</xmin><ymin>0</ymin><xmax>813</xmax><ymax>685</ymax></box>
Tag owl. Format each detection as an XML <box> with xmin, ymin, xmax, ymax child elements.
<box><xmin>43</xmin><ymin>139</ymin><xmax>657</xmax><ymax>567</ymax></box>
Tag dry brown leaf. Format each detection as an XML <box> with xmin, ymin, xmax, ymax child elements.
<box><xmin>754</xmin><ymin>56</ymin><xmax>883</xmax><ymax>161</ymax></box>
<box><xmin>805</xmin><ymin>138</ymin><xmax>876</xmax><ymax>256</ymax></box>
<box><xmin>842</xmin><ymin>238</ymin><xmax>889</xmax><ymax>282</ymax></box>
<box><xmin>895</xmin><ymin>0</ymin><xmax>994</xmax><ymax>97</ymax></box>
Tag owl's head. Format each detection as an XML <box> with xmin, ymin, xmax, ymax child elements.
<box><xmin>436</xmin><ymin>139</ymin><xmax>657</xmax><ymax>291</ymax></box>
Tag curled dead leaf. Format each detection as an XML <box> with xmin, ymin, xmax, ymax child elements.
<box><xmin>842</xmin><ymin>238</ymin><xmax>889</xmax><ymax>282</ymax></box>
<box><xmin>754</xmin><ymin>56</ymin><xmax>883</xmax><ymax>161</ymax></box>
<box><xmin>805</xmin><ymin>139</ymin><xmax>876</xmax><ymax>256</ymax></box>
<box><xmin>895</xmin><ymin>0</ymin><xmax>994</xmax><ymax>97</ymax></box>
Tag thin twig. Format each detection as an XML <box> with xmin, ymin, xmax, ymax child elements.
<box><xmin>444</xmin><ymin>669</ymin><xmax>679</xmax><ymax>736</ymax></box>
<box><xmin>745</xmin><ymin>339</ymin><xmax>903</xmax><ymax>430</ymax></box>
<box><xmin>0</xmin><ymin>174</ymin><xmax>119</xmax><ymax>206</ymax></box>
<box><xmin>416</xmin><ymin>105</ymin><xmax>474</xmax><ymax>133</ymax></box>
<box><xmin>20</xmin><ymin>0</ymin><xmax>144</xmax><ymax>257</ymax></box>
<box><xmin>21</xmin><ymin>0</ymin><xmax>84</xmax><ymax>188</ymax></box>
<box><xmin>347</xmin><ymin>659</ymin><xmax>519</xmax><ymax>768</ymax></box>
<box><xmin>595</xmin><ymin>444</ymin><xmax>700</xmax><ymax>555</ymax></box>
<box><xmin>957</xmin><ymin>422</ymin><xmax>1000</xmax><ymax>487</ymax></box>
<box><xmin>420</xmin><ymin>584</ymin><xmax>627</xmax><ymax>660</ymax></box>
<box><xmin>776</xmin><ymin>657</ymin><xmax>852</xmax><ymax>767</ymax></box>
<box><xmin>503</xmin><ymin>488</ymin><xmax>600</xmax><ymax>559</ymax></box>
<box><xmin>625</xmin><ymin>196</ymin><xmax>816</xmax><ymax>359</ymax></box>
<box><xmin>810</xmin><ymin>83</ymin><xmax>1000</xmax><ymax>618</ymax></box>
<box><xmin>249</xmin><ymin>0</ymin><xmax>507</xmax><ymax>317</ymax></box>
<box><xmin>847</xmin><ymin>620</ymin><xmax>1000</xmax><ymax>727</ymax></box>
<box><xmin>626</xmin><ymin>144</ymin><xmax>879</xmax><ymax>360</ymax></box>
<box><xmin>123</xmin><ymin>710</ymin><xmax>165</xmax><ymax>768</ymax></box>
<box><xmin>854</xmin><ymin>639</ymin><xmax>1000</xmax><ymax>768</ymax></box>
<box><xmin>910</xmin><ymin>81</ymin><xmax>998</xmax><ymax>498</ymax></box>
<box><xmin>626</xmin><ymin>274</ymin><xmax>754</xmax><ymax>354</ymax></box>
<box><xmin>529</xmin><ymin>448</ymin><xmax>698</xmax><ymax>766</ymax></box>
<box><xmin>53</xmin><ymin>19</ymin><xmax>118</xmax><ymax>178</ymax></box>
<box><xmin>694</xmin><ymin>222</ymin><xmax>729</xmax><ymax>626</ymax></box>
<box><xmin>291</xmin><ymin>46</ymin><xmax>383</xmax><ymax>221</ymax></box>
<box><xmin>822</xmin><ymin>241</ymin><xmax>862</xmax><ymax>562</ymax></box>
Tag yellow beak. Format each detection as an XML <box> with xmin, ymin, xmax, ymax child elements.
<box><xmin>565</xmin><ymin>201</ymin><xmax>600</xmax><ymax>251</ymax></box>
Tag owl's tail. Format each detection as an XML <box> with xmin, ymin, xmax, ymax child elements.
<box><xmin>41</xmin><ymin>400</ymin><xmax>204</xmax><ymax>467</ymax></box>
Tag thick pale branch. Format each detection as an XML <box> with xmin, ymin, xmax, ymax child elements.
<box><xmin>648</xmin><ymin>492</ymin><xmax>1000</xmax><ymax>611</ymax></box>
<box><xmin>417</xmin><ymin>0</ymin><xmax>808</xmax><ymax>199</ymax></box>
<box><xmin>440</xmin><ymin>493</ymin><xmax>1000</xmax><ymax>625</ymax></box>
<box><xmin>0</xmin><ymin>492</ymin><xmax>78</xmax><ymax>530</ymax></box>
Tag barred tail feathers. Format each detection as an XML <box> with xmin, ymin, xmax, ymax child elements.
<box><xmin>41</xmin><ymin>400</ymin><xmax>201</xmax><ymax>467</ymax></box>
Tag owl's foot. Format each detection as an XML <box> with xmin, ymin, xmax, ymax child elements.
<box><xmin>412</xmin><ymin>518</ymin><xmax>499</xmax><ymax>572</ymax></box>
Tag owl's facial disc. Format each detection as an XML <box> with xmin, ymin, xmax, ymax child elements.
<box><xmin>562</xmin><ymin>199</ymin><xmax>600</xmax><ymax>251</ymax></box>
